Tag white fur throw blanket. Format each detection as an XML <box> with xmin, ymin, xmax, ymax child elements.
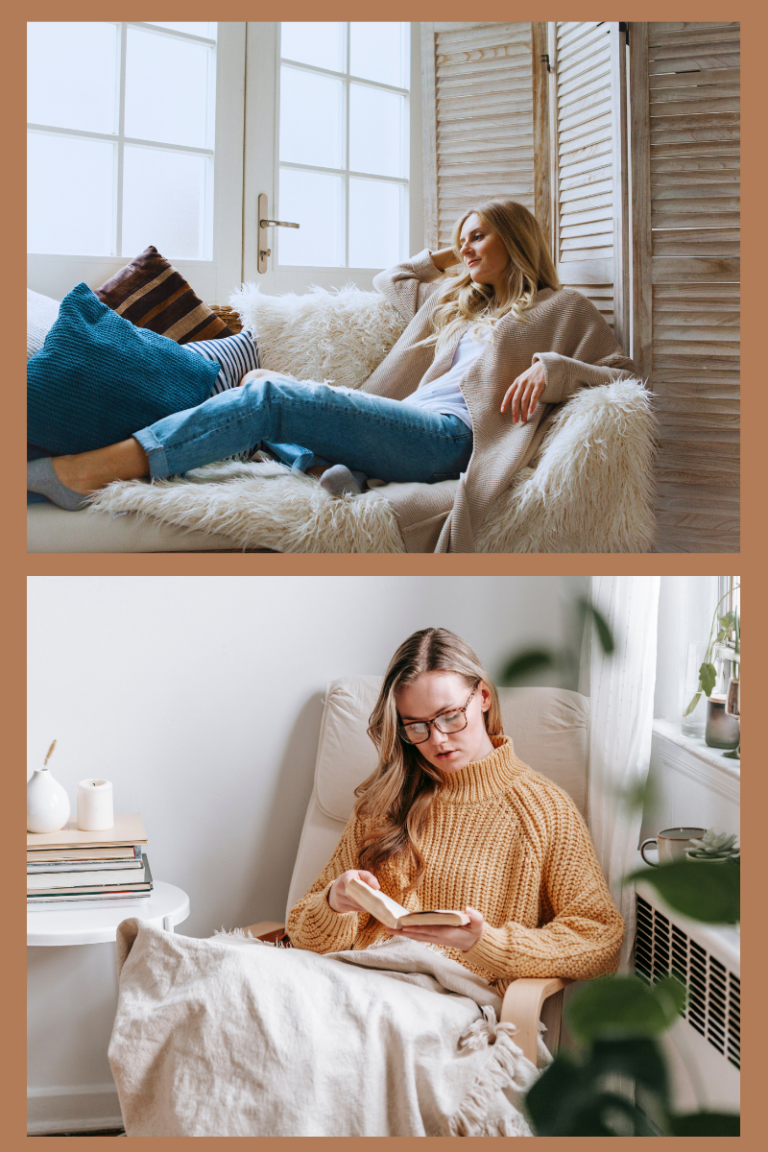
<box><xmin>108</xmin><ymin>920</ymin><xmax>544</xmax><ymax>1137</ymax></box>
<box><xmin>88</xmin><ymin>378</ymin><xmax>655</xmax><ymax>553</ymax></box>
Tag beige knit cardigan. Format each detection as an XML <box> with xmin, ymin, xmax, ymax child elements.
<box><xmin>360</xmin><ymin>250</ymin><xmax>638</xmax><ymax>552</ymax></box>
<box><xmin>286</xmin><ymin>735</ymin><xmax>625</xmax><ymax>995</ymax></box>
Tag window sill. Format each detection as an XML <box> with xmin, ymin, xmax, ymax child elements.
<box><xmin>652</xmin><ymin>718</ymin><xmax>740</xmax><ymax>784</ymax></box>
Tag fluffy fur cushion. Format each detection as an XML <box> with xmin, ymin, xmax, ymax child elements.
<box><xmin>478</xmin><ymin>379</ymin><xmax>656</xmax><ymax>553</ymax></box>
<box><xmin>87</xmin><ymin>379</ymin><xmax>655</xmax><ymax>553</ymax></box>
<box><xmin>228</xmin><ymin>282</ymin><xmax>407</xmax><ymax>390</ymax></box>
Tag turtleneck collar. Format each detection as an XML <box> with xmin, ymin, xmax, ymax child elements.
<box><xmin>435</xmin><ymin>734</ymin><xmax>529</xmax><ymax>803</ymax></box>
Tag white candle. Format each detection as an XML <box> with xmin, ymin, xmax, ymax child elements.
<box><xmin>77</xmin><ymin>778</ymin><xmax>114</xmax><ymax>830</ymax></box>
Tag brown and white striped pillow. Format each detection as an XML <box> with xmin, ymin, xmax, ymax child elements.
<box><xmin>95</xmin><ymin>246</ymin><xmax>233</xmax><ymax>344</ymax></box>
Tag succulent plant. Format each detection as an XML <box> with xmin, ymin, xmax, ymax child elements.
<box><xmin>686</xmin><ymin>829</ymin><xmax>740</xmax><ymax>861</ymax></box>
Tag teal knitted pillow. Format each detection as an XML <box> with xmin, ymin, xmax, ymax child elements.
<box><xmin>27</xmin><ymin>283</ymin><xmax>221</xmax><ymax>455</ymax></box>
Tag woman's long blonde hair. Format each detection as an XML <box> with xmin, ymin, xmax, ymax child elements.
<box><xmin>354</xmin><ymin>628</ymin><xmax>503</xmax><ymax>893</ymax></box>
<box><xmin>423</xmin><ymin>199</ymin><xmax>561</xmax><ymax>354</ymax></box>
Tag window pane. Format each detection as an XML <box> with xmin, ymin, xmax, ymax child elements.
<box><xmin>27</xmin><ymin>22</ymin><xmax>118</xmax><ymax>135</ymax></box>
<box><xmin>27</xmin><ymin>131</ymin><xmax>115</xmax><ymax>255</ymax></box>
<box><xmin>125</xmin><ymin>26</ymin><xmax>213</xmax><ymax>148</ymax></box>
<box><xmin>280</xmin><ymin>67</ymin><xmax>344</xmax><ymax>169</ymax></box>
<box><xmin>350</xmin><ymin>23</ymin><xmax>407</xmax><ymax>87</ymax></box>
<box><xmin>145</xmin><ymin>23</ymin><xmax>216</xmax><ymax>41</ymax></box>
<box><xmin>278</xmin><ymin>169</ymin><xmax>343</xmax><ymax>267</ymax></box>
<box><xmin>281</xmin><ymin>22</ymin><xmax>344</xmax><ymax>71</ymax></box>
<box><xmin>122</xmin><ymin>146</ymin><xmax>209</xmax><ymax>259</ymax></box>
<box><xmin>350</xmin><ymin>85</ymin><xmax>405</xmax><ymax>178</ymax></box>
<box><xmin>349</xmin><ymin>178</ymin><xmax>403</xmax><ymax>268</ymax></box>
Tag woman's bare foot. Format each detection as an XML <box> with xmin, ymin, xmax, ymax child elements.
<box><xmin>51</xmin><ymin>439</ymin><xmax>150</xmax><ymax>494</ymax></box>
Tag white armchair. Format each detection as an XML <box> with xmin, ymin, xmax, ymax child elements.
<box><xmin>242</xmin><ymin>676</ymin><xmax>591</xmax><ymax>1064</ymax></box>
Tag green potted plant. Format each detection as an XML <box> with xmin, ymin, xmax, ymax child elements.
<box><xmin>682</xmin><ymin>586</ymin><xmax>739</xmax><ymax>725</ymax></box>
<box><xmin>685</xmin><ymin>829</ymin><xmax>740</xmax><ymax>864</ymax></box>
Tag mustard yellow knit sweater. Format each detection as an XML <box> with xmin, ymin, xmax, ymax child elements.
<box><xmin>286</xmin><ymin>736</ymin><xmax>625</xmax><ymax>993</ymax></box>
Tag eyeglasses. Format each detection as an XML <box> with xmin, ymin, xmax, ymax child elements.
<box><xmin>398</xmin><ymin>686</ymin><xmax>478</xmax><ymax>745</ymax></box>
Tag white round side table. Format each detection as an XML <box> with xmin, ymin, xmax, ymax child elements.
<box><xmin>27</xmin><ymin>881</ymin><xmax>190</xmax><ymax>946</ymax></box>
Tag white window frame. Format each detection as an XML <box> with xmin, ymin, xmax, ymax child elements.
<box><xmin>27</xmin><ymin>21</ymin><xmax>245</xmax><ymax>305</ymax></box>
<box><xmin>277</xmin><ymin>22</ymin><xmax>412</xmax><ymax>269</ymax></box>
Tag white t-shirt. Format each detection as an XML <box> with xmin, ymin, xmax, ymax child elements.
<box><xmin>401</xmin><ymin>330</ymin><xmax>488</xmax><ymax>429</ymax></box>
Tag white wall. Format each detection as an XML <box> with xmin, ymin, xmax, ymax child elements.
<box><xmin>27</xmin><ymin>574</ymin><xmax>587</xmax><ymax>1128</ymax></box>
<box><xmin>654</xmin><ymin>575</ymin><xmax>719</xmax><ymax>722</ymax></box>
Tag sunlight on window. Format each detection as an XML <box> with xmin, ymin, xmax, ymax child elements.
<box><xmin>278</xmin><ymin>21</ymin><xmax>409</xmax><ymax>269</ymax></box>
<box><xmin>27</xmin><ymin>23</ymin><xmax>118</xmax><ymax>135</ymax></box>
<box><xmin>27</xmin><ymin>132</ymin><xmax>115</xmax><ymax>255</ymax></box>
<box><xmin>27</xmin><ymin>22</ymin><xmax>217</xmax><ymax>259</ymax></box>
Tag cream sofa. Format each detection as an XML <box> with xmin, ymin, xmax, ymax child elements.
<box><xmin>28</xmin><ymin>290</ymin><xmax>655</xmax><ymax>553</ymax></box>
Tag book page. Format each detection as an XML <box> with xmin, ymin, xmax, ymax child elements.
<box><xmin>347</xmin><ymin>876</ymin><xmax>409</xmax><ymax>929</ymax></box>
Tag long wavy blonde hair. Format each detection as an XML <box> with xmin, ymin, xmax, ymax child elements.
<box><xmin>354</xmin><ymin>627</ymin><xmax>503</xmax><ymax>894</ymax></box>
<box><xmin>422</xmin><ymin>199</ymin><xmax>561</xmax><ymax>354</ymax></box>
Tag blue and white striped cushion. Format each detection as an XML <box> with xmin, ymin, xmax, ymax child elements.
<box><xmin>184</xmin><ymin>329</ymin><xmax>260</xmax><ymax>395</ymax></box>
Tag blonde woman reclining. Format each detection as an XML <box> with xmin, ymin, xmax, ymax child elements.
<box><xmin>28</xmin><ymin>199</ymin><xmax>636</xmax><ymax>553</ymax></box>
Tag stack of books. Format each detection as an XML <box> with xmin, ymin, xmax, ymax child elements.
<box><xmin>27</xmin><ymin>813</ymin><xmax>152</xmax><ymax>909</ymax></box>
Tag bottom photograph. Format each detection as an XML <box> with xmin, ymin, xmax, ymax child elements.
<box><xmin>26</xmin><ymin>575</ymin><xmax>740</xmax><ymax>1137</ymax></box>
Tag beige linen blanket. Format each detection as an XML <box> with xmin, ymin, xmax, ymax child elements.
<box><xmin>108</xmin><ymin>920</ymin><xmax>546</xmax><ymax>1137</ymax></box>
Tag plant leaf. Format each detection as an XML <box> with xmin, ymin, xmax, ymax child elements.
<box><xmin>567</xmin><ymin>1092</ymin><xmax>647</xmax><ymax>1137</ymax></box>
<box><xmin>669</xmin><ymin>1112</ymin><xmax>740</xmax><ymax>1136</ymax></box>
<box><xmin>566</xmin><ymin>975</ymin><xmax>682</xmax><ymax>1045</ymax></box>
<box><xmin>498</xmin><ymin>648</ymin><xmax>556</xmax><ymax>685</ymax></box>
<box><xmin>524</xmin><ymin>1052</ymin><xmax>588</xmax><ymax>1135</ymax></box>
<box><xmin>578</xmin><ymin>597</ymin><xmax>615</xmax><ymax>655</ymax></box>
<box><xmin>699</xmin><ymin>661</ymin><xmax>717</xmax><ymax>697</ymax></box>
<box><xmin>682</xmin><ymin>691</ymin><xmax>701</xmax><ymax>719</ymax></box>
<box><xmin>625</xmin><ymin>859</ymin><xmax>740</xmax><ymax>924</ymax></box>
<box><xmin>588</xmin><ymin>1037</ymin><xmax>670</xmax><ymax>1106</ymax></box>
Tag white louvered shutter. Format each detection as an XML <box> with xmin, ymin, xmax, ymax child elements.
<box><xmin>632</xmin><ymin>22</ymin><xmax>740</xmax><ymax>553</ymax></box>
<box><xmin>421</xmin><ymin>22</ymin><xmax>544</xmax><ymax>249</ymax></box>
<box><xmin>548</xmin><ymin>21</ymin><xmax>630</xmax><ymax>346</ymax></box>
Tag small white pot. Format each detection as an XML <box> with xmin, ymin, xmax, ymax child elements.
<box><xmin>27</xmin><ymin>767</ymin><xmax>71</xmax><ymax>833</ymax></box>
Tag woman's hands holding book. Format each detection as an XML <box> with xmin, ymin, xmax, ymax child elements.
<box><xmin>385</xmin><ymin>906</ymin><xmax>486</xmax><ymax>952</ymax></box>
<box><xmin>501</xmin><ymin>362</ymin><xmax>547</xmax><ymax>423</ymax></box>
<box><xmin>328</xmin><ymin>869</ymin><xmax>381</xmax><ymax>914</ymax></box>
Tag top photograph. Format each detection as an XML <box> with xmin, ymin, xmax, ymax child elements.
<box><xmin>26</xmin><ymin>21</ymin><xmax>740</xmax><ymax>554</ymax></box>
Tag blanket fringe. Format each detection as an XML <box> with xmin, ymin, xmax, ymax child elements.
<box><xmin>447</xmin><ymin>1010</ymin><xmax>538</xmax><ymax>1137</ymax></box>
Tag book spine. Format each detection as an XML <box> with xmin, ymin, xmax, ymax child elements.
<box><xmin>25</xmin><ymin>843</ymin><xmax>142</xmax><ymax>861</ymax></box>
<box><xmin>27</xmin><ymin>859</ymin><xmax>144</xmax><ymax>873</ymax></box>
<box><xmin>27</xmin><ymin>892</ymin><xmax>152</xmax><ymax>906</ymax></box>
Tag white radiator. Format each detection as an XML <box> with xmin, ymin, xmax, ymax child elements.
<box><xmin>634</xmin><ymin>881</ymin><xmax>740</xmax><ymax>1114</ymax></box>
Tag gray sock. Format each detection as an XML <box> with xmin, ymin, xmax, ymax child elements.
<box><xmin>27</xmin><ymin>457</ymin><xmax>92</xmax><ymax>511</ymax></box>
<box><xmin>318</xmin><ymin>464</ymin><xmax>367</xmax><ymax>497</ymax></box>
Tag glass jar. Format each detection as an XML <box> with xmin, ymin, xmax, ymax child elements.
<box><xmin>705</xmin><ymin>695</ymin><xmax>740</xmax><ymax>750</ymax></box>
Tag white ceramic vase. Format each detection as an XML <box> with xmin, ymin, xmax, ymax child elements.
<box><xmin>27</xmin><ymin>767</ymin><xmax>71</xmax><ymax>833</ymax></box>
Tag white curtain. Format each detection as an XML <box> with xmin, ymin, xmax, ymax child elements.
<box><xmin>586</xmin><ymin>575</ymin><xmax>660</xmax><ymax>970</ymax></box>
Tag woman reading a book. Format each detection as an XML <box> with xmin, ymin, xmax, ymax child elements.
<box><xmin>287</xmin><ymin>628</ymin><xmax>624</xmax><ymax>992</ymax></box>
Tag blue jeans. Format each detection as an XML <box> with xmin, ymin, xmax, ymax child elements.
<box><xmin>134</xmin><ymin>377</ymin><xmax>473</xmax><ymax>484</ymax></box>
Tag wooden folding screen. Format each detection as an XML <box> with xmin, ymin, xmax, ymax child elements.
<box><xmin>631</xmin><ymin>21</ymin><xmax>740</xmax><ymax>553</ymax></box>
<box><xmin>421</xmin><ymin>21</ymin><xmax>739</xmax><ymax>553</ymax></box>
<box><xmin>421</xmin><ymin>22</ymin><xmax>548</xmax><ymax>250</ymax></box>
<box><xmin>546</xmin><ymin>21</ymin><xmax>630</xmax><ymax>348</ymax></box>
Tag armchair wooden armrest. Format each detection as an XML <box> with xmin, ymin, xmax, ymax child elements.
<box><xmin>242</xmin><ymin>920</ymin><xmax>286</xmax><ymax>943</ymax></box>
<box><xmin>500</xmin><ymin>977</ymin><xmax>572</xmax><ymax>1066</ymax></box>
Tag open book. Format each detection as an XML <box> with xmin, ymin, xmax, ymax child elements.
<box><xmin>347</xmin><ymin>876</ymin><xmax>470</xmax><ymax>929</ymax></box>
